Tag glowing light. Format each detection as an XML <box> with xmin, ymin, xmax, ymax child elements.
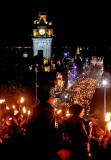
<box><xmin>102</xmin><ymin>80</ymin><xmax>107</xmax><ymax>86</ymax></box>
<box><xmin>44</xmin><ymin>66</ymin><xmax>50</xmax><ymax>72</ymax></box>
<box><xmin>33</xmin><ymin>29</ymin><xmax>38</xmax><ymax>37</ymax></box>
<box><xmin>66</xmin><ymin>110</ymin><xmax>70</xmax><ymax>117</ymax></box>
<box><xmin>6</xmin><ymin>106</ymin><xmax>10</xmax><ymax>110</ymax></box>
<box><xmin>12</xmin><ymin>105</ymin><xmax>16</xmax><ymax>109</ymax></box>
<box><xmin>68</xmin><ymin>80</ymin><xmax>73</xmax><ymax>88</ymax></box>
<box><xmin>105</xmin><ymin>112</ymin><xmax>111</xmax><ymax>122</ymax></box>
<box><xmin>22</xmin><ymin>106</ymin><xmax>26</xmax><ymax>114</ymax></box>
<box><xmin>55</xmin><ymin>121</ymin><xmax>58</xmax><ymax>129</ymax></box>
<box><xmin>0</xmin><ymin>95</ymin><xmax>33</xmax><ymax>142</ymax></box>
<box><xmin>27</xmin><ymin>110</ymin><xmax>31</xmax><ymax>116</ymax></box>
<box><xmin>64</xmin><ymin>52</ymin><xmax>68</xmax><ymax>57</ymax></box>
<box><xmin>107</xmin><ymin>121</ymin><xmax>111</xmax><ymax>131</ymax></box>
<box><xmin>34</xmin><ymin>20</ymin><xmax>37</xmax><ymax>24</ymax></box>
<box><xmin>0</xmin><ymin>138</ymin><xmax>2</xmax><ymax>143</ymax></box>
<box><xmin>72</xmin><ymin>74</ymin><xmax>76</xmax><ymax>78</ymax></box>
<box><xmin>29</xmin><ymin>65</ymin><xmax>33</xmax><ymax>71</ymax></box>
<box><xmin>44</xmin><ymin>59</ymin><xmax>48</xmax><ymax>65</ymax></box>
<box><xmin>20</xmin><ymin>97</ymin><xmax>24</xmax><ymax>104</ymax></box>
<box><xmin>0</xmin><ymin>99</ymin><xmax>5</xmax><ymax>104</ymax></box>
<box><xmin>57</xmin><ymin>109</ymin><xmax>62</xmax><ymax>115</ymax></box>
<box><xmin>73</xmin><ymin>64</ymin><xmax>77</xmax><ymax>69</ymax></box>
<box><xmin>9</xmin><ymin>117</ymin><xmax>12</xmax><ymax>121</ymax></box>
<box><xmin>54</xmin><ymin>108</ymin><xmax>57</xmax><ymax>112</ymax></box>
<box><xmin>64</xmin><ymin>93</ymin><xmax>69</xmax><ymax>99</ymax></box>
<box><xmin>39</xmin><ymin>29</ymin><xmax>45</xmax><ymax>35</ymax></box>
<box><xmin>49</xmin><ymin>22</ymin><xmax>52</xmax><ymax>26</ymax></box>
<box><xmin>14</xmin><ymin>110</ymin><xmax>19</xmax><ymax>115</ymax></box>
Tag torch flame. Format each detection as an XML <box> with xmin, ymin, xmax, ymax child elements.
<box><xmin>66</xmin><ymin>110</ymin><xmax>70</xmax><ymax>117</ymax></box>
<box><xmin>0</xmin><ymin>99</ymin><xmax>5</xmax><ymax>104</ymax></box>
<box><xmin>6</xmin><ymin>106</ymin><xmax>10</xmax><ymax>110</ymax></box>
<box><xmin>20</xmin><ymin>97</ymin><xmax>24</xmax><ymax>104</ymax></box>
<box><xmin>12</xmin><ymin>105</ymin><xmax>16</xmax><ymax>109</ymax></box>
<box><xmin>107</xmin><ymin>121</ymin><xmax>111</xmax><ymax>131</ymax></box>
<box><xmin>105</xmin><ymin>112</ymin><xmax>111</xmax><ymax>122</ymax></box>
<box><xmin>22</xmin><ymin>106</ymin><xmax>26</xmax><ymax>114</ymax></box>
<box><xmin>27</xmin><ymin>110</ymin><xmax>31</xmax><ymax>116</ymax></box>
<box><xmin>57</xmin><ymin>109</ymin><xmax>62</xmax><ymax>115</ymax></box>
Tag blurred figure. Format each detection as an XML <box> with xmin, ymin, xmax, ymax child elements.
<box><xmin>90</xmin><ymin>125</ymin><xmax>105</xmax><ymax>160</ymax></box>
<box><xmin>64</xmin><ymin>104</ymin><xmax>92</xmax><ymax>160</ymax></box>
<box><xmin>101</xmin><ymin>134</ymin><xmax>111</xmax><ymax>159</ymax></box>
<box><xmin>26</xmin><ymin>87</ymin><xmax>57</xmax><ymax>159</ymax></box>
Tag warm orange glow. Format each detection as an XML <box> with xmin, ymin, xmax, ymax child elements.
<box><xmin>44</xmin><ymin>59</ymin><xmax>48</xmax><ymax>65</ymax></box>
<box><xmin>51</xmin><ymin>63</ymin><xmax>56</xmax><ymax>70</ymax></box>
<box><xmin>29</xmin><ymin>65</ymin><xmax>33</xmax><ymax>71</ymax></box>
<box><xmin>0</xmin><ymin>138</ymin><xmax>2</xmax><ymax>143</ymax></box>
<box><xmin>14</xmin><ymin>110</ymin><xmax>19</xmax><ymax>115</ymax></box>
<box><xmin>0</xmin><ymin>99</ymin><xmax>5</xmax><ymax>104</ymax></box>
<box><xmin>48</xmin><ymin>97</ymin><xmax>54</xmax><ymax>106</ymax></box>
<box><xmin>57</xmin><ymin>80</ymin><xmax>64</xmax><ymax>88</ymax></box>
<box><xmin>6</xmin><ymin>106</ymin><xmax>10</xmax><ymax>110</ymax></box>
<box><xmin>57</xmin><ymin>109</ymin><xmax>62</xmax><ymax>115</ymax></box>
<box><xmin>35</xmin><ymin>67</ymin><xmax>38</xmax><ymax>72</ymax></box>
<box><xmin>48</xmin><ymin>31</ymin><xmax>51</xmax><ymax>36</ymax></box>
<box><xmin>49</xmin><ymin>22</ymin><xmax>52</xmax><ymax>26</ymax></box>
<box><xmin>107</xmin><ymin>121</ymin><xmax>111</xmax><ymax>131</ymax></box>
<box><xmin>39</xmin><ymin>14</ymin><xmax>48</xmax><ymax>24</ymax></box>
<box><xmin>44</xmin><ymin>66</ymin><xmax>50</xmax><ymax>72</ymax></box>
<box><xmin>0</xmin><ymin>96</ymin><xmax>33</xmax><ymax>142</ymax></box>
<box><xmin>105</xmin><ymin>112</ymin><xmax>111</xmax><ymax>122</ymax></box>
<box><xmin>55</xmin><ymin>120</ymin><xmax>58</xmax><ymax>129</ymax></box>
<box><xmin>20</xmin><ymin>97</ymin><xmax>24</xmax><ymax>104</ymax></box>
<box><xmin>54</xmin><ymin>108</ymin><xmax>57</xmax><ymax>112</ymax></box>
<box><xmin>12</xmin><ymin>105</ymin><xmax>16</xmax><ymax>109</ymax></box>
<box><xmin>22</xmin><ymin>106</ymin><xmax>26</xmax><ymax>114</ymax></box>
<box><xmin>27</xmin><ymin>110</ymin><xmax>31</xmax><ymax>116</ymax></box>
<box><xmin>47</xmin><ymin>30</ymin><xmax>53</xmax><ymax>36</ymax></box>
<box><xmin>34</xmin><ymin>20</ymin><xmax>37</xmax><ymax>24</ymax></box>
<box><xmin>66</xmin><ymin>110</ymin><xmax>70</xmax><ymax>117</ymax></box>
<box><xmin>33</xmin><ymin>30</ymin><xmax>38</xmax><ymax>37</ymax></box>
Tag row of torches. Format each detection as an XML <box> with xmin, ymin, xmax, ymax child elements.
<box><xmin>0</xmin><ymin>97</ymin><xmax>32</xmax><ymax>116</ymax></box>
<box><xmin>0</xmin><ymin>95</ymin><xmax>71</xmax><ymax>140</ymax></box>
<box><xmin>0</xmin><ymin>97</ymin><xmax>32</xmax><ymax>143</ymax></box>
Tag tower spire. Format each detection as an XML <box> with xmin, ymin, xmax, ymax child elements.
<box><xmin>32</xmin><ymin>12</ymin><xmax>53</xmax><ymax>59</ymax></box>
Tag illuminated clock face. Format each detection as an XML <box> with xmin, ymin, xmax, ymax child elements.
<box><xmin>39</xmin><ymin>29</ymin><xmax>45</xmax><ymax>35</ymax></box>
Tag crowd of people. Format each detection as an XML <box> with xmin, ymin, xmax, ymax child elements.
<box><xmin>0</xmin><ymin>87</ymin><xmax>111</xmax><ymax>160</ymax></box>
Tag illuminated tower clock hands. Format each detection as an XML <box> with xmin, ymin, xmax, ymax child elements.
<box><xmin>39</xmin><ymin>29</ymin><xmax>45</xmax><ymax>35</ymax></box>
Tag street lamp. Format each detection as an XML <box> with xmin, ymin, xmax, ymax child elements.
<box><xmin>102</xmin><ymin>79</ymin><xmax>107</xmax><ymax>115</ymax></box>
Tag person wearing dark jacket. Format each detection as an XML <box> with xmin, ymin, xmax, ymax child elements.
<box><xmin>26</xmin><ymin>87</ymin><xmax>57</xmax><ymax>159</ymax></box>
<box><xmin>64</xmin><ymin>104</ymin><xmax>92</xmax><ymax>160</ymax></box>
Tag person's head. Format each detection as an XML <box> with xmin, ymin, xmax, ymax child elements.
<box><xmin>69</xmin><ymin>104</ymin><xmax>85</xmax><ymax>118</ymax></box>
<box><xmin>37</xmin><ymin>87</ymin><xmax>51</xmax><ymax>103</ymax></box>
<box><xmin>103</xmin><ymin>135</ymin><xmax>111</xmax><ymax>150</ymax></box>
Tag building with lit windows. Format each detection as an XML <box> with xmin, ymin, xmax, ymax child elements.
<box><xmin>32</xmin><ymin>12</ymin><xmax>53</xmax><ymax>59</ymax></box>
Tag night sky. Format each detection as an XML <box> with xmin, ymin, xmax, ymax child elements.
<box><xmin>0</xmin><ymin>1</ymin><xmax>110</xmax><ymax>52</ymax></box>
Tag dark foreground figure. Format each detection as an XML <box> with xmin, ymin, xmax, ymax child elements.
<box><xmin>25</xmin><ymin>87</ymin><xmax>58</xmax><ymax>159</ymax></box>
<box><xmin>64</xmin><ymin>104</ymin><xmax>92</xmax><ymax>160</ymax></box>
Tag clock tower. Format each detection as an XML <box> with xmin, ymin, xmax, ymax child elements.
<box><xmin>32</xmin><ymin>12</ymin><xmax>53</xmax><ymax>59</ymax></box>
